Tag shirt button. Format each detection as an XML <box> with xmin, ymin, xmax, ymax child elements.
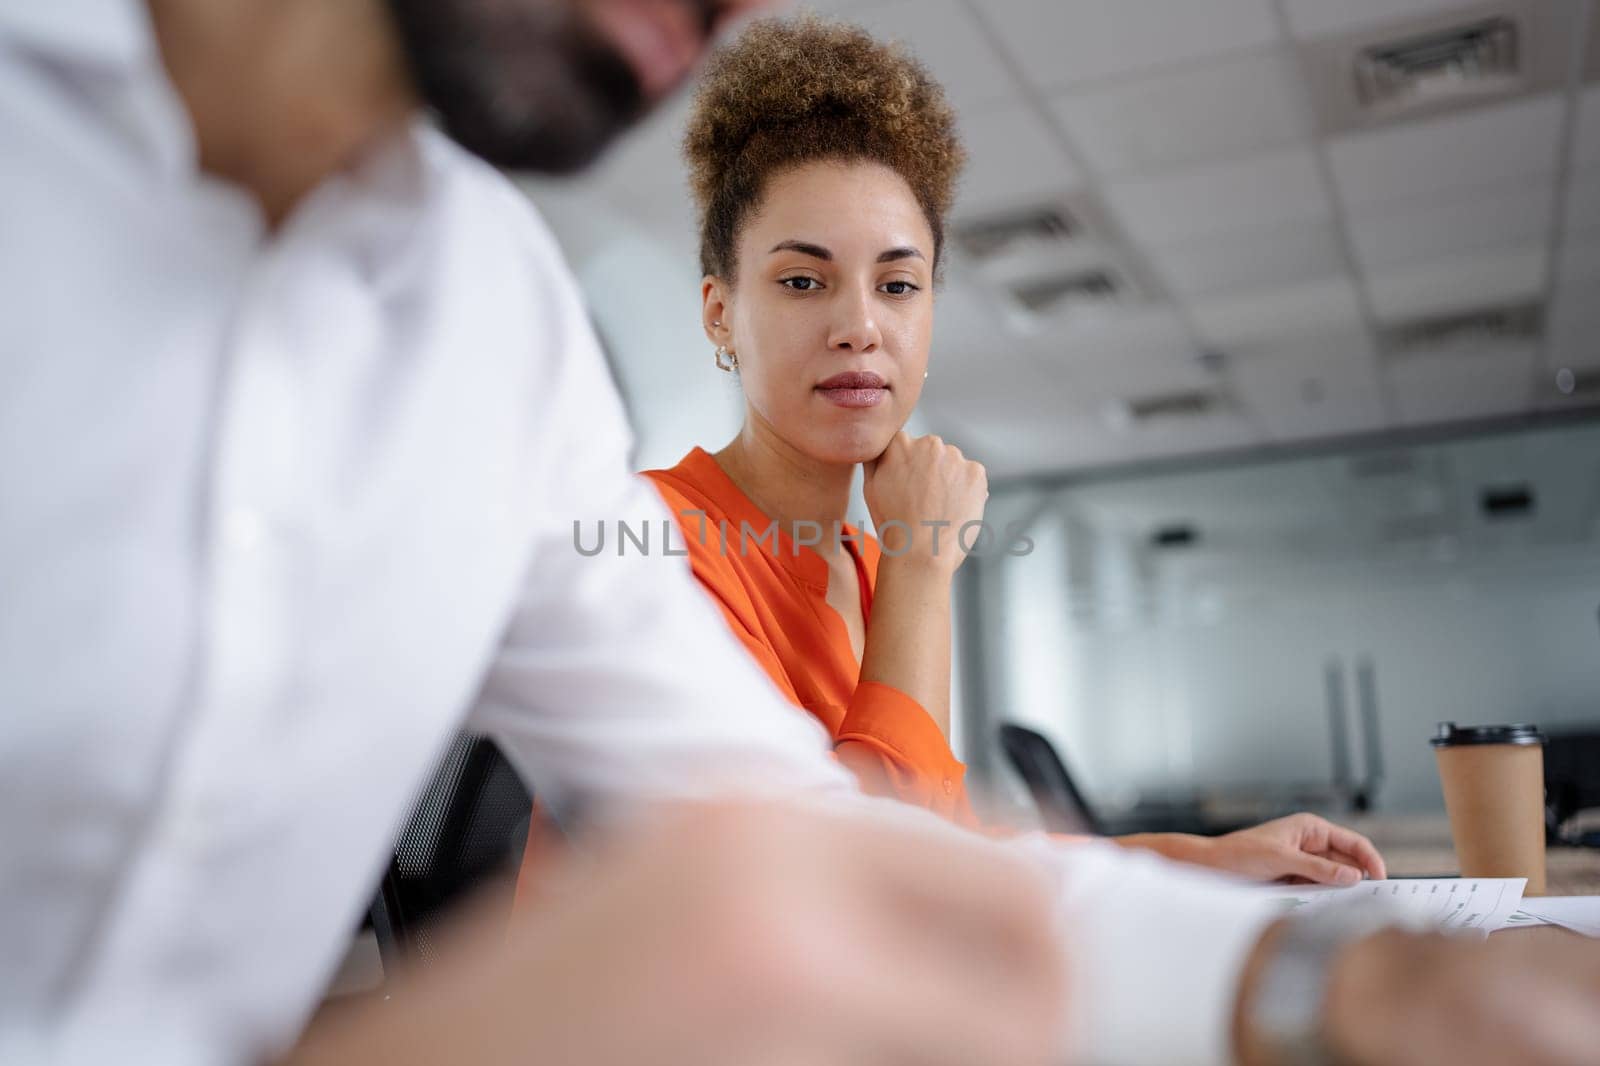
<box><xmin>224</xmin><ymin>508</ymin><xmax>266</xmax><ymax>552</ymax></box>
<box><xmin>942</xmin><ymin>778</ymin><xmax>954</xmax><ymax>795</ymax></box>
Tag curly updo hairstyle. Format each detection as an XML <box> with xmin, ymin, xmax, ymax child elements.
<box><xmin>683</xmin><ymin>15</ymin><xmax>965</xmax><ymax>283</ymax></box>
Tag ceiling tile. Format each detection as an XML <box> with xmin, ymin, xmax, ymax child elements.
<box><xmin>1048</xmin><ymin>48</ymin><xmax>1314</xmax><ymax>178</ymax></box>
<box><xmin>1102</xmin><ymin>147</ymin><xmax>1330</xmax><ymax>246</ymax></box>
<box><xmin>936</xmin><ymin>414</ymin><xmax>1133</xmax><ymax>476</ymax></box>
<box><xmin>1152</xmin><ymin>219</ymin><xmax>1346</xmax><ymax>300</ymax></box>
<box><xmin>1564</xmin><ymin>165</ymin><xmax>1600</xmax><ymax>232</ymax></box>
<box><xmin>944</xmin><ymin>307</ymin><xmax>1213</xmax><ymax>412</ymax></box>
<box><xmin>1060</xmin><ymin>346</ymin><xmax>1219</xmax><ymax>405</ymax></box>
<box><xmin>921</xmin><ymin>358</ymin><xmax>1144</xmax><ymax>474</ymax></box>
<box><xmin>932</xmin><ymin>297</ymin><xmax>1206</xmax><ymax>401</ymax></box>
<box><xmin>1325</xmin><ymin>93</ymin><xmax>1566</xmax><ymax>213</ymax></box>
<box><xmin>1364</xmin><ymin>245</ymin><xmax>1548</xmax><ymax>322</ymax></box>
<box><xmin>926</xmin><ymin>280</ymin><xmax>1021</xmax><ymax>378</ymax></box>
<box><xmin>923</xmin><ymin>351</ymin><xmax>1066</xmax><ymax>419</ymax></box>
<box><xmin>952</xmin><ymin>105</ymin><xmax>1084</xmax><ymax>216</ymax></box>
<box><xmin>1119</xmin><ymin>413</ymin><xmax>1263</xmax><ymax>462</ymax></box>
<box><xmin>1386</xmin><ymin>344</ymin><xmax>1538</xmax><ymax>426</ymax></box>
<box><xmin>1282</xmin><ymin>0</ymin><xmax>1489</xmax><ymax>40</ymax></box>
<box><xmin>1230</xmin><ymin>333</ymin><xmax>1389</xmax><ymax>442</ymax></box>
<box><xmin>1573</xmin><ymin>85</ymin><xmax>1600</xmax><ymax>173</ymax></box>
<box><xmin>1046</xmin><ymin>307</ymin><xmax>1207</xmax><ymax>392</ymax></box>
<box><xmin>1547</xmin><ymin>284</ymin><xmax>1600</xmax><ymax>370</ymax></box>
<box><xmin>1190</xmin><ymin>277</ymin><xmax>1366</xmax><ymax>347</ymax></box>
<box><xmin>980</xmin><ymin>0</ymin><xmax>1280</xmax><ymax>91</ymax></box>
<box><xmin>803</xmin><ymin>0</ymin><xmax>1021</xmax><ymax>113</ymax></box>
<box><xmin>1346</xmin><ymin>178</ymin><xmax>1557</xmax><ymax>274</ymax></box>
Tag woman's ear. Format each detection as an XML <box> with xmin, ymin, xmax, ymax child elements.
<box><xmin>702</xmin><ymin>275</ymin><xmax>733</xmax><ymax>347</ymax></box>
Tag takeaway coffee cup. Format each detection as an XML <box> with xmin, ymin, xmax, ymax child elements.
<box><xmin>1431</xmin><ymin>722</ymin><xmax>1548</xmax><ymax>895</ymax></box>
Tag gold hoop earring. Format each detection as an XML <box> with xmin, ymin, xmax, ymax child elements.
<box><xmin>714</xmin><ymin>345</ymin><xmax>738</xmax><ymax>372</ymax></box>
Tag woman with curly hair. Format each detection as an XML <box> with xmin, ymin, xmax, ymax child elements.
<box><xmin>634</xmin><ymin>15</ymin><xmax>1385</xmax><ymax>883</ymax></box>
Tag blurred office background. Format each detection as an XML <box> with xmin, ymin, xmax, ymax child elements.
<box><xmin>520</xmin><ymin>0</ymin><xmax>1600</xmax><ymax>831</ymax></box>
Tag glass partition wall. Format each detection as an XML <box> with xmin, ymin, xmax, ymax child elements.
<box><xmin>967</xmin><ymin>415</ymin><xmax>1600</xmax><ymax>833</ymax></box>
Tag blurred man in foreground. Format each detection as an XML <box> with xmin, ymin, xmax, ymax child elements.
<box><xmin>1</xmin><ymin>1</ymin><xmax>1597</xmax><ymax>1064</ymax></box>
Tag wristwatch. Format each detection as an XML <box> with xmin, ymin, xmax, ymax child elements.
<box><xmin>1247</xmin><ymin>898</ymin><xmax>1419</xmax><ymax>1066</ymax></box>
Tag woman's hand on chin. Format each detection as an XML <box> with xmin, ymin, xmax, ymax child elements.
<box><xmin>862</xmin><ymin>431</ymin><xmax>988</xmax><ymax>575</ymax></box>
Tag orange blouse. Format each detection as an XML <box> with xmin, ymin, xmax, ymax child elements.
<box><xmin>644</xmin><ymin>447</ymin><xmax>978</xmax><ymax>826</ymax></box>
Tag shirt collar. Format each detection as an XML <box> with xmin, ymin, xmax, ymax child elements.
<box><xmin>0</xmin><ymin>0</ymin><xmax>155</xmax><ymax>72</ymax></box>
<box><xmin>677</xmin><ymin>447</ymin><xmax>877</xmax><ymax>590</ymax></box>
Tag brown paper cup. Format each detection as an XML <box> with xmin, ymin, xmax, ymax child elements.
<box><xmin>1431</xmin><ymin>722</ymin><xmax>1547</xmax><ymax>895</ymax></box>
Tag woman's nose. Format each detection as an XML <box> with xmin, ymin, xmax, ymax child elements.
<box><xmin>827</xmin><ymin>287</ymin><xmax>882</xmax><ymax>353</ymax></box>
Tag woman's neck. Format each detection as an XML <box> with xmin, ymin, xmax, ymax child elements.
<box><xmin>714</xmin><ymin>421</ymin><xmax>855</xmax><ymax>556</ymax></box>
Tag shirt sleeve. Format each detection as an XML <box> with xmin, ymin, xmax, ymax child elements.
<box><xmin>468</xmin><ymin>457</ymin><xmax>860</xmax><ymax>818</ymax></box>
<box><xmin>835</xmin><ymin>680</ymin><xmax>978</xmax><ymax>826</ymax></box>
<box><xmin>1011</xmin><ymin>834</ymin><xmax>1281</xmax><ymax>1065</ymax></box>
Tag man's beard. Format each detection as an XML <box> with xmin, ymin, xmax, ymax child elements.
<box><xmin>384</xmin><ymin>0</ymin><xmax>648</xmax><ymax>174</ymax></box>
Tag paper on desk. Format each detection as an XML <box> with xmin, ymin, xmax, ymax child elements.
<box><xmin>1511</xmin><ymin>896</ymin><xmax>1600</xmax><ymax>938</ymax></box>
<box><xmin>1259</xmin><ymin>878</ymin><xmax>1527</xmax><ymax>936</ymax></box>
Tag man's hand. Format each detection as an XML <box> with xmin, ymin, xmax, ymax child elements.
<box><xmin>291</xmin><ymin>803</ymin><xmax>1065</xmax><ymax>1066</ymax></box>
<box><xmin>1307</xmin><ymin>926</ymin><xmax>1600</xmax><ymax>1066</ymax></box>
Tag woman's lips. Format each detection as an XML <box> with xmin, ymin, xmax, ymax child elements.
<box><xmin>818</xmin><ymin>387</ymin><xmax>888</xmax><ymax>408</ymax></box>
<box><xmin>816</xmin><ymin>372</ymin><xmax>889</xmax><ymax>409</ymax></box>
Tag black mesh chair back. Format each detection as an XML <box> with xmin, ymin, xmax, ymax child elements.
<box><xmin>369</xmin><ymin>733</ymin><xmax>533</xmax><ymax>972</ymax></box>
<box><xmin>998</xmin><ymin>723</ymin><xmax>1104</xmax><ymax>836</ymax></box>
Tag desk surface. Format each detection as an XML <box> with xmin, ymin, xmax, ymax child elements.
<box><xmin>1344</xmin><ymin>813</ymin><xmax>1600</xmax><ymax>896</ymax></box>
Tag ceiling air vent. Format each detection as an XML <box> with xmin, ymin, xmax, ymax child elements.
<box><xmin>1355</xmin><ymin>16</ymin><xmax>1519</xmax><ymax>109</ymax></box>
<box><xmin>1379</xmin><ymin>302</ymin><xmax>1543</xmax><ymax>360</ymax></box>
<box><xmin>1124</xmin><ymin>388</ymin><xmax>1227</xmax><ymax>422</ymax></box>
<box><xmin>955</xmin><ymin>205</ymin><xmax>1082</xmax><ymax>263</ymax></box>
<box><xmin>1306</xmin><ymin>5</ymin><xmax>1565</xmax><ymax>135</ymax></box>
<box><xmin>1006</xmin><ymin>269</ymin><xmax>1119</xmax><ymax>315</ymax></box>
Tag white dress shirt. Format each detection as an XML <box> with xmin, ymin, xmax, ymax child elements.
<box><xmin>0</xmin><ymin>4</ymin><xmax>1279</xmax><ymax>1064</ymax></box>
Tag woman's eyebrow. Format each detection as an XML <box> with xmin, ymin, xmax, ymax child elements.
<box><xmin>769</xmin><ymin>239</ymin><xmax>832</xmax><ymax>260</ymax></box>
<box><xmin>766</xmin><ymin>240</ymin><xmax>926</xmax><ymax>263</ymax></box>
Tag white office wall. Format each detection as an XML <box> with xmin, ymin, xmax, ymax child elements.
<box><xmin>520</xmin><ymin>179</ymin><xmax>744</xmax><ymax>470</ymax></box>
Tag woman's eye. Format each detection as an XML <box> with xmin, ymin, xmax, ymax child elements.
<box><xmin>780</xmin><ymin>276</ymin><xmax>820</xmax><ymax>291</ymax></box>
<box><xmin>882</xmin><ymin>280</ymin><xmax>920</xmax><ymax>296</ymax></box>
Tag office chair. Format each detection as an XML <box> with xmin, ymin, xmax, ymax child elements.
<box><xmin>368</xmin><ymin>732</ymin><xmax>534</xmax><ymax>974</ymax></box>
<box><xmin>998</xmin><ymin>723</ymin><xmax>1105</xmax><ymax>836</ymax></box>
